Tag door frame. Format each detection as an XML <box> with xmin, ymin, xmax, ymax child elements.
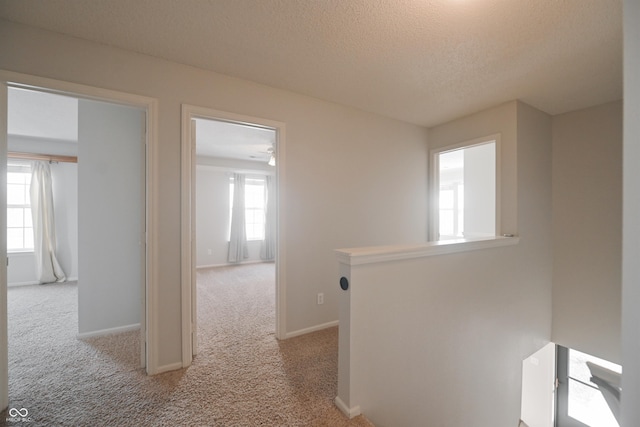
<box><xmin>180</xmin><ymin>105</ymin><xmax>286</xmax><ymax>367</ymax></box>
<box><xmin>0</xmin><ymin>70</ymin><xmax>160</xmax><ymax>410</ymax></box>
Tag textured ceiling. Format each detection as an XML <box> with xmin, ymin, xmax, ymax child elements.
<box><xmin>0</xmin><ymin>0</ymin><xmax>623</xmax><ymax>127</ymax></box>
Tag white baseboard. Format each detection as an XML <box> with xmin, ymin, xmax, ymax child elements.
<box><xmin>7</xmin><ymin>281</ymin><xmax>39</xmax><ymax>287</ymax></box>
<box><xmin>8</xmin><ymin>277</ymin><xmax>79</xmax><ymax>287</ymax></box>
<box><xmin>284</xmin><ymin>320</ymin><xmax>339</xmax><ymax>339</ymax></box>
<box><xmin>196</xmin><ymin>260</ymin><xmax>273</xmax><ymax>269</ymax></box>
<box><xmin>77</xmin><ymin>323</ymin><xmax>140</xmax><ymax>339</ymax></box>
<box><xmin>334</xmin><ymin>396</ymin><xmax>361</xmax><ymax>419</ymax></box>
<box><xmin>155</xmin><ymin>362</ymin><xmax>184</xmax><ymax>375</ymax></box>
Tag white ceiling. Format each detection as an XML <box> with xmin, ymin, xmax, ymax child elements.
<box><xmin>0</xmin><ymin>0</ymin><xmax>622</xmax><ymax>127</ymax></box>
<box><xmin>195</xmin><ymin>118</ymin><xmax>276</xmax><ymax>162</ymax></box>
<box><xmin>7</xmin><ymin>87</ymin><xmax>272</xmax><ymax>163</ymax></box>
<box><xmin>8</xmin><ymin>87</ymin><xmax>78</xmax><ymax>141</ymax></box>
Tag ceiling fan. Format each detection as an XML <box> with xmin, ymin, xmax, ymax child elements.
<box><xmin>266</xmin><ymin>146</ymin><xmax>276</xmax><ymax>166</ymax></box>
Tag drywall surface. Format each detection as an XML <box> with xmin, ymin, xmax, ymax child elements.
<box><xmin>551</xmin><ymin>101</ymin><xmax>622</xmax><ymax>363</ymax></box>
<box><xmin>463</xmin><ymin>141</ymin><xmax>495</xmax><ymax>237</ymax></box>
<box><xmin>622</xmin><ymin>0</ymin><xmax>640</xmax><ymax>424</ymax></box>
<box><xmin>196</xmin><ymin>166</ymin><xmax>232</xmax><ymax>267</ymax></box>
<box><xmin>520</xmin><ymin>343</ymin><xmax>555</xmax><ymax>427</ymax></box>
<box><xmin>338</xmin><ymin>102</ymin><xmax>552</xmax><ymax>426</ymax></box>
<box><xmin>0</xmin><ymin>20</ymin><xmax>428</xmax><ymax>367</ymax></box>
<box><xmin>51</xmin><ymin>162</ymin><xmax>78</xmax><ymax>281</ymax></box>
<box><xmin>77</xmin><ymin>99</ymin><xmax>144</xmax><ymax>335</ymax></box>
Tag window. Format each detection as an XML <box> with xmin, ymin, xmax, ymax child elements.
<box><xmin>7</xmin><ymin>161</ymin><xmax>34</xmax><ymax>252</ymax></box>
<box><xmin>556</xmin><ymin>346</ymin><xmax>621</xmax><ymax>426</ymax></box>
<box><xmin>229</xmin><ymin>176</ymin><xmax>266</xmax><ymax>241</ymax></box>
<box><xmin>431</xmin><ymin>136</ymin><xmax>498</xmax><ymax>241</ymax></box>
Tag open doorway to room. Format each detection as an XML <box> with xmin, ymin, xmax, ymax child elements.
<box><xmin>1</xmin><ymin>76</ymin><xmax>154</xmax><ymax>415</ymax></box>
<box><xmin>181</xmin><ymin>106</ymin><xmax>285</xmax><ymax>366</ymax></box>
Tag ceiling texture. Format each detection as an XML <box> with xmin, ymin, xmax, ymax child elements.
<box><xmin>0</xmin><ymin>0</ymin><xmax>623</xmax><ymax>128</ymax></box>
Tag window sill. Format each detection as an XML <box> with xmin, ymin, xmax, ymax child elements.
<box><xmin>335</xmin><ymin>236</ymin><xmax>519</xmax><ymax>266</ymax></box>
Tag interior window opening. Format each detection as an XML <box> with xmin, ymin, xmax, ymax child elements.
<box><xmin>432</xmin><ymin>138</ymin><xmax>497</xmax><ymax>241</ymax></box>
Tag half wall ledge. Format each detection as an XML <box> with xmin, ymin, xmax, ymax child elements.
<box><xmin>335</xmin><ymin>235</ymin><xmax>520</xmax><ymax>266</ymax></box>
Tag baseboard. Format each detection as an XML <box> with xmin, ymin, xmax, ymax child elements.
<box><xmin>334</xmin><ymin>396</ymin><xmax>361</xmax><ymax>419</ymax></box>
<box><xmin>196</xmin><ymin>260</ymin><xmax>273</xmax><ymax>269</ymax></box>
<box><xmin>285</xmin><ymin>320</ymin><xmax>339</xmax><ymax>339</ymax></box>
<box><xmin>155</xmin><ymin>362</ymin><xmax>184</xmax><ymax>374</ymax></box>
<box><xmin>77</xmin><ymin>323</ymin><xmax>140</xmax><ymax>339</ymax></box>
<box><xmin>8</xmin><ymin>277</ymin><xmax>78</xmax><ymax>287</ymax></box>
<box><xmin>7</xmin><ymin>280</ymin><xmax>39</xmax><ymax>287</ymax></box>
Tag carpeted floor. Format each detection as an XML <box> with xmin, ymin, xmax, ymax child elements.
<box><xmin>2</xmin><ymin>263</ymin><xmax>372</xmax><ymax>426</ymax></box>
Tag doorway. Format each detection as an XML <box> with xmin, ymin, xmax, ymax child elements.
<box><xmin>0</xmin><ymin>71</ymin><xmax>159</xmax><ymax>410</ymax></box>
<box><xmin>181</xmin><ymin>106</ymin><xmax>286</xmax><ymax>366</ymax></box>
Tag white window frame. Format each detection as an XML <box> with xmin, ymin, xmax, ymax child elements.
<box><xmin>429</xmin><ymin>134</ymin><xmax>501</xmax><ymax>242</ymax></box>
<box><xmin>6</xmin><ymin>161</ymin><xmax>33</xmax><ymax>253</ymax></box>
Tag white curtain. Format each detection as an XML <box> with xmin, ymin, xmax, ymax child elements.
<box><xmin>260</xmin><ymin>175</ymin><xmax>276</xmax><ymax>261</ymax></box>
<box><xmin>228</xmin><ymin>173</ymin><xmax>249</xmax><ymax>263</ymax></box>
<box><xmin>30</xmin><ymin>161</ymin><xmax>66</xmax><ymax>284</ymax></box>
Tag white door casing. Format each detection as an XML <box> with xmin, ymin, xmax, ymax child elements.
<box><xmin>180</xmin><ymin>105</ymin><xmax>287</xmax><ymax>368</ymax></box>
<box><xmin>0</xmin><ymin>70</ymin><xmax>159</xmax><ymax>411</ymax></box>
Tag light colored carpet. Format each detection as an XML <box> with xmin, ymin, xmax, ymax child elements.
<box><xmin>2</xmin><ymin>264</ymin><xmax>373</xmax><ymax>426</ymax></box>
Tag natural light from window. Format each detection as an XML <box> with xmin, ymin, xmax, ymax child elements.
<box><xmin>229</xmin><ymin>176</ymin><xmax>266</xmax><ymax>241</ymax></box>
<box><xmin>434</xmin><ymin>139</ymin><xmax>496</xmax><ymax>241</ymax></box>
<box><xmin>7</xmin><ymin>161</ymin><xmax>34</xmax><ymax>252</ymax></box>
<box><xmin>568</xmin><ymin>349</ymin><xmax>621</xmax><ymax>427</ymax></box>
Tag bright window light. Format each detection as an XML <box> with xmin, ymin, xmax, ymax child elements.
<box><xmin>229</xmin><ymin>176</ymin><xmax>266</xmax><ymax>241</ymax></box>
<box><xmin>7</xmin><ymin>161</ymin><xmax>34</xmax><ymax>252</ymax></box>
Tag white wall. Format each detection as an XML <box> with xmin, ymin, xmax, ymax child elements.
<box><xmin>196</xmin><ymin>166</ymin><xmax>231</xmax><ymax>267</ymax></box>
<box><xmin>622</xmin><ymin>0</ymin><xmax>640</xmax><ymax>424</ymax></box>
<box><xmin>0</xmin><ymin>20</ymin><xmax>428</xmax><ymax>366</ymax></box>
<box><xmin>551</xmin><ymin>101</ymin><xmax>622</xmax><ymax>364</ymax></box>
<box><xmin>463</xmin><ymin>142</ymin><xmax>496</xmax><ymax>238</ymax></box>
<box><xmin>51</xmin><ymin>162</ymin><xmax>78</xmax><ymax>281</ymax></box>
<box><xmin>520</xmin><ymin>343</ymin><xmax>555</xmax><ymax>427</ymax></box>
<box><xmin>77</xmin><ymin>99</ymin><xmax>144</xmax><ymax>335</ymax></box>
<box><xmin>337</xmin><ymin>101</ymin><xmax>552</xmax><ymax>426</ymax></box>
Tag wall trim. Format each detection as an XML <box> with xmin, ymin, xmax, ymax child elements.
<box><xmin>334</xmin><ymin>396</ymin><xmax>361</xmax><ymax>419</ymax></box>
<box><xmin>196</xmin><ymin>260</ymin><xmax>272</xmax><ymax>270</ymax></box>
<box><xmin>155</xmin><ymin>362</ymin><xmax>184</xmax><ymax>375</ymax></box>
<box><xmin>428</xmin><ymin>133</ymin><xmax>503</xmax><ymax>241</ymax></box>
<box><xmin>77</xmin><ymin>323</ymin><xmax>140</xmax><ymax>339</ymax></box>
<box><xmin>285</xmin><ymin>320</ymin><xmax>339</xmax><ymax>339</ymax></box>
<box><xmin>0</xmin><ymin>70</ymin><xmax>159</xmax><ymax>384</ymax></box>
<box><xmin>8</xmin><ymin>277</ymin><xmax>79</xmax><ymax>287</ymax></box>
<box><xmin>336</xmin><ymin>236</ymin><xmax>519</xmax><ymax>266</ymax></box>
<box><xmin>7</xmin><ymin>281</ymin><xmax>38</xmax><ymax>287</ymax></box>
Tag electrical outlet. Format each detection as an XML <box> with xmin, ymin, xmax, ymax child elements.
<box><xmin>317</xmin><ymin>293</ymin><xmax>324</xmax><ymax>305</ymax></box>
